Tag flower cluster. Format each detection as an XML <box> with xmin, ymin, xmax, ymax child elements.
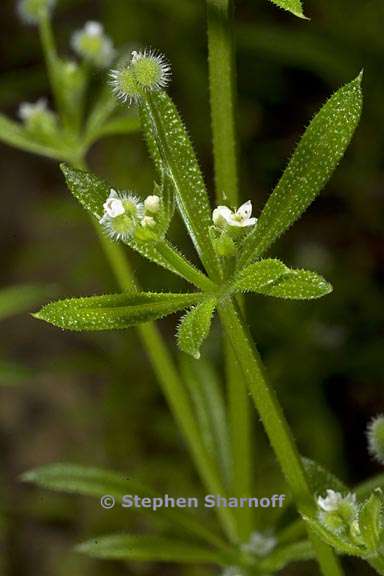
<box><xmin>317</xmin><ymin>489</ymin><xmax>359</xmax><ymax>534</ymax></box>
<box><xmin>210</xmin><ymin>200</ymin><xmax>257</xmax><ymax>257</ymax></box>
<box><xmin>241</xmin><ymin>531</ymin><xmax>277</xmax><ymax>557</ymax></box>
<box><xmin>71</xmin><ymin>21</ymin><xmax>115</xmax><ymax>68</ymax></box>
<box><xmin>110</xmin><ymin>49</ymin><xmax>171</xmax><ymax>105</ymax></box>
<box><xmin>100</xmin><ymin>189</ymin><xmax>162</xmax><ymax>242</ymax></box>
<box><xmin>18</xmin><ymin>98</ymin><xmax>57</xmax><ymax>134</ymax></box>
<box><xmin>17</xmin><ymin>0</ymin><xmax>56</xmax><ymax>24</ymax></box>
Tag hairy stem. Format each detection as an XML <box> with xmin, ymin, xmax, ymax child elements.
<box><xmin>207</xmin><ymin>0</ymin><xmax>253</xmax><ymax>538</ymax></box>
<box><xmin>207</xmin><ymin>0</ymin><xmax>239</xmax><ymax>206</ymax></box>
<box><xmin>218</xmin><ymin>298</ymin><xmax>344</xmax><ymax>575</ymax></box>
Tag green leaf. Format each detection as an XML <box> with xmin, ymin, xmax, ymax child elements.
<box><xmin>0</xmin><ymin>284</ymin><xmax>53</xmax><ymax>321</ymax></box>
<box><xmin>267</xmin><ymin>0</ymin><xmax>307</xmax><ymax>19</ymax></box>
<box><xmin>359</xmin><ymin>490</ymin><xmax>383</xmax><ymax>551</ymax></box>
<box><xmin>34</xmin><ymin>291</ymin><xmax>203</xmax><ymax>332</ymax></box>
<box><xmin>139</xmin><ymin>92</ymin><xmax>221</xmax><ymax>278</ymax></box>
<box><xmin>21</xmin><ymin>463</ymin><xmax>146</xmax><ymax>498</ymax></box>
<box><xmin>77</xmin><ymin>534</ymin><xmax>225</xmax><ymax>564</ymax></box>
<box><xmin>232</xmin><ymin>259</ymin><xmax>288</xmax><ymax>293</ymax></box>
<box><xmin>61</xmin><ymin>163</ymin><xmax>106</xmax><ymax>220</ymax></box>
<box><xmin>239</xmin><ymin>74</ymin><xmax>363</xmax><ymax>268</ymax></box>
<box><xmin>303</xmin><ymin>516</ymin><xmax>362</xmax><ymax>556</ymax></box>
<box><xmin>21</xmin><ymin>464</ymin><xmax>226</xmax><ymax>550</ymax></box>
<box><xmin>0</xmin><ymin>113</ymin><xmax>69</xmax><ymax>161</ymax></box>
<box><xmin>302</xmin><ymin>457</ymin><xmax>347</xmax><ymax>496</ymax></box>
<box><xmin>181</xmin><ymin>358</ymin><xmax>231</xmax><ymax>484</ymax></box>
<box><xmin>259</xmin><ymin>541</ymin><xmax>314</xmax><ymax>572</ymax></box>
<box><xmin>177</xmin><ymin>297</ymin><xmax>216</xmax><ymax>359</ymax></box>
<box><xmin>258</xmin><ymin>270</ymin><xmax>332</xmax><ymax>300</ymax></box>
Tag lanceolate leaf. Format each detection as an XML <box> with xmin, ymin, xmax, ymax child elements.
<box><xmin>258</xmin><ymin>270</ymin><xmax>332</xmax><ymax>300</ymax></box>
<box><xmin>232</xmin><ymin>263</ymin><xmax>332</xmax><ymax>300</ymax></box>
<box><xmin>359</xmin><ymin>490</ymin><xmax>383</xmax><ymax>550</ymax></box>
<box><xmin>61</xmin><ymin>163</ymin><xmax>106</xmax><ymax>220</ymax></box>
<box><xmin>259</xmin><ymin>541</ymin><xmax>314</xmax><ymax>572</ymax></box>
<box><xmin>34</xmin><ymin>292</ymin><xmax>204</xmax><ymax>331</ymax></box>
<box><xmin>22</xmin><ymin>464</ymin><xmax>226</xmax><ymax>550</ymax></box>
<box><xmin>232</xmin><ymin>259</ymin><xmax>288</xmax><ymax>293</ymax></box>
<box><xmin>0</xmin><ymin>114</ymin><xmax>69</xmax><ymax>161</ymax></box>
<box><xmin>181</xmin><ymin>358</ymin><xmax>231</xmax><ymax>485</ymax></box>
<box><xmin>77</xmin><ymin>534</ymin><xmax>226</xmax><ymax>564</ymax></box>
<box><xmin>302</xmin><ymin>458</ymin><xmax>347</xmax><ymax>496</ymax></box>
<box><xmin>177</xmin><ymin>298</ymin><xmax>217</xmax><ymax>359</ymax></box>
<box><xmin>267</xmin><ymin>0</ymin><xmax>307</xmax><ymax>19</ymax></box>
<box><xmin>140</xmin><ymin>92</ymin><xmax>221</xmax><ymax>278</ymax></box>
<box><xmin>239</xmin><ymin>74</ymin><xmax>363</xmax><ymax>268</ymax></box>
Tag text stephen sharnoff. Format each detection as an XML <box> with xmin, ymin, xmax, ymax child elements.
<box><xmin>120</xmin><ymin>494</ymin><xmax>286</xmax><ymax>511</ymax></box>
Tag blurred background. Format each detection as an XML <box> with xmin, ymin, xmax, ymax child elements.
<box><xmin>0</xmin><ymin>0</ymin><xmax>383</xmax><ymax>574</ymax></box>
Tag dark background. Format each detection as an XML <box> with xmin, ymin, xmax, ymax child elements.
<box><xmin>0</xmin><ymin>0</ymin><xmax>383</xmax><ymax>574</ymax></box>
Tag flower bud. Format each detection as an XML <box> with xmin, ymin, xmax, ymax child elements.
<box><xmin>141</xmin><ymin>215</ymin><xmax>156</xmax><ymax>228</ymax></box>
<box><xmin>17</xmin><ymin>0</ymin><xmax>56</xmax><ymax>24</ymax></box>
<box><xmin>367</xmin><ymin>415</ymin><xmax>384</xmax><ymax>465</ymax></box>
<box><xmin>144</xmin><ymin>195</ymin><xmax>161</xmax><ymax>214</ymax></box>
<box><xmin>71</xmin><ymin>21</ymin><xmax>115</xmax><ymax>68</ymax></box>
<box><xmin>18</xmin><ymin>98</ymin><xmax>57</xmax><ymax>135</ymax></box>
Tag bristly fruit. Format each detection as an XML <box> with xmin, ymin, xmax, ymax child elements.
<box><xmin>367</xmin><ymin>415</ymin><xmax>384</xmax><ymax>465</ymax></box>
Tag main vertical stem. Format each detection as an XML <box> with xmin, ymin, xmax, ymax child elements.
<box><xmin>207</xmin><ymin>0</ymin><xmax>239</xmax><ymax>206</ymax></box>
<box><xmin>207</xmin><ymin>0</ymin><xmax>253</xmax><ymax>538</ymax></box>
<box><xmin>219</xmin><ymin>299</ymin><xmax>344</xmax><ymax>576</ymax></box>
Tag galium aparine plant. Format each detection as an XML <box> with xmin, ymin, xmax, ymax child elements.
<box><xmin>1</xmin><ymin>0</ymin><xmax>384</xmax><ymax>575</ymax></box>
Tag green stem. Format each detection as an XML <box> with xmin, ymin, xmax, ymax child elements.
<box><xmin>207</xmin><ymin>0</ymin><xmax>239</xmax><ymax>206</ymax></box>
<box><xmin>38</xmin><ymin>14</ymin><xmax>63</xmax><ymax>119</ymax></box>
<box><xmin>157</xmin><ymin>241</ymin><xmax>215</xmax><ymax>292</ymax></box>
<box><xmin>218</xmin><ymin>298</ymin><xmax>344</xmax><ymax>575</ymax></box>
<box><xmin>207</xmin><ymin>0</ymin><xmax>253</xmax><ymax>538</ymax></box>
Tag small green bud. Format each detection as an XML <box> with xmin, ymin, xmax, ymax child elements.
<box><xmin>17</xmin><ymin>0</ymin><xmax>56</xmax><ymax>24</ymax></box>
<box><xmin>213</xmin><ymin>233</ymin><xmax>236</xmax><ymax>257</ymax></box>
<box><xmin>71</xmin><ymin>21</ymin><xmax>115</xmax><ymax>68</ymax></box>
<box><xmin>144</xmin><ymin>195</ymin><xmax>161</xmax><ymax>214</ymax></box>
<box><xmin>367</xmin><ymin>415</ymin><xmax>384</xmax><ymax>465</ymax></box>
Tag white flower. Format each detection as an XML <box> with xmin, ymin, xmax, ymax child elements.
<box><xmin>241</xmin><ymin>531</ymin><xmax>277</xmax><ymax>557</ymax></box>
<box><xmin>17</xmin><ymin>0</ymin><xmax>56</xmax><ymax>25</ymax></box>
<box><xmin>212</xmin><ymin>201</ymin><xmax>257</xmax><ymax>229</ymax></box>
<box><xmin>84</xmin><ymin>21</ymin><xmax>103</xmax><ymax>36</ymax></box>
<box><xmin>18</xmin><ymin>98</ymin><xmax>48</xmax><ymax>121</ymax></box>
<box><xmin>99</xmin><ymin>189</ymin><xmax>143</xmax><ymax>242</ymax></box>
<box><xmin>102</xmin><ymin>189</ymin><xmax>125</xmax><ymax>219</ymax></box>
<box><xmin>317</xmin><ymin>490</ymin><xmax>356</xmax><ymax>513</ymax></box>
<box><xmin>144</xmin><ymin>195</ymin><xmax>161</xmax><ymax>214</ymax></box>
<box><xmin>71</xmin><ymin>21</ymin><xmax>115</xmax><ymax>68</ymax></box>
<box><xmin>141</xmin><ymin>215</ymin><xmax>156</xmax><ymax>228</ymax></box>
